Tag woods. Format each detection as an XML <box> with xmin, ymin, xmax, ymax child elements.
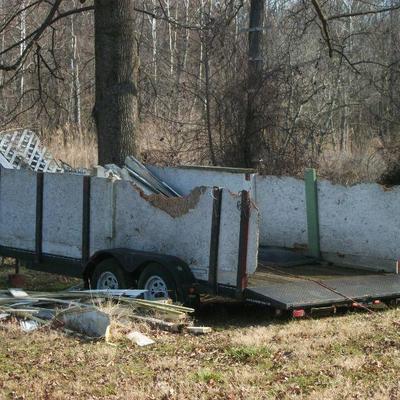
<box><xmin>0</xmin><ymin>1</ymin><xmax>400</xmax><ymax>180</ymax></box>
<box><xmin>2</xmin><ymin>4</ymin><xmax>400</xmax><ymax>399</ymax></box>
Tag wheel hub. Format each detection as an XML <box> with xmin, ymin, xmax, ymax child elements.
<box><xmin>144</xmin><ymin>275</ymin><xmax>169</xmax><ymax>300</ymax></box>
<box><xmin>97</xmin><ymin>271</ymin><xmax>119</xmax><ymax>290</ymax></box>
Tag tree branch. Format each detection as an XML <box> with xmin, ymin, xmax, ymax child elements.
<box><xmin>0</xmin><ymin>2</ymin><xmax>95</xmax><ymax>71</ymax></box>
<box><xmin>327</xmin><ymin>3</ymin><xmax>400</xmax><ymax>21</ymax></box>
<box><xmin>310</xmin><ymin>0</ymin><xmax>333</xmax><ymax>57</ymax></box>
<box><xmin>0</xmin><ymin>0</ymin><xmax>63</xmax><ymax>71</ymax></box>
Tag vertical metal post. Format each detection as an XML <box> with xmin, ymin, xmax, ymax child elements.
<box><xmin>35</xmin><ymin>172</ymin><xmax>44</xmax><ymax>263</ymax></box>
<box><xmin>236</xmin><ymin>190</ymin><xmax>251</xmax><ymax>296</ymax></box>
<box><xmin>81</xmin><ymin>175</ymin><xmax>91</xmax><ymax>265</ymax></box>
<box><xmin>305</xmin><ymin>168</ymin><xmax>321</xmax><ymax>259</ymax></box>
<box><xmin>208</xmin><ymin>187</ymin><xmax>222</xmax><ymax>293</ymax></box>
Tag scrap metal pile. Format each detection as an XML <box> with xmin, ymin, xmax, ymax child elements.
<box><xmin>0</xmin><ymin>128</ymin><xmax>181</xmax><ymax>197</ymax></box>
<box><xmin>0</xmin><ymin>288</ymin><xmax>209</xmax><ymax>344</ymax></box>
<box><xmin>97</xmin><ymin>156</ymin><xmax>181</xmax><ymax>197</ymax></box>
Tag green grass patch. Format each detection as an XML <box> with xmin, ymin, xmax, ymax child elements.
<box><xmin>329</xmin><ymin>339</ymin><xmax>365</xmax><ymax>357</ymax></box>
<box><xmin>225</xmin><ymin>345</ymin><xmax>272</xmax><ymax>363</ymax></box>
<box><xmin>193</xmin><ymin>369</ymin><xmax>225</xmax><ymax>384</ymax></box>
<box><xmin>287</xmin><ymin>372</ymin><xmax>331</xmax><ymax>392</ymax></box>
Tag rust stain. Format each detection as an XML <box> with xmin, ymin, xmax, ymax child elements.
<box><xmin>131</xmin><ymin>183</ymin><xmax>206</xmax><ymax>218</ymax></box>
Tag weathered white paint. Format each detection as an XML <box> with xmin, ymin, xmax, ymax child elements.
<box><xmin>90</xmin><ymin>170</ymin><xmax>260</xmax><ymax>285</ymax></box>
<box><xmin>42</xmin><ymin>173</ymin><xmax>83</xmax><ymax>258</ymax></box>
<box><xmin>247</xmin><ymin>198</ymin><xmax>259</xmax><ymax>275</ymax></box>
<box><xmin>0</xmin><ymin>166</ymin><xmax>260</xmax><ymax>286</ymax></box>
<box><xmin>90</xmin><ymin>176</ymin><xmax>115</xmax><ymax>253</ymax></box>
<box><xmin>112</xmin><ymin>181</ymin><xmax>214</xmax><ymax>282</ymax></box>
<box><xmin>216</xmin><ymin>191</ymin><xmax>259</xmax><ymax>285</ymax></box>
<box><xmin>318</xmin><ymin>180</ymin><xmax>400</xmax><ymax>271</ymax></box>
<box><xmin>0</xmin><ymin>168</ymin><xmax>36</xmax><ymax>250</ymax></box>
<box><xmin>255</xmin><ymin>176</ymin><xmax>307</xmax><ymax>248</ymax></box>
<box><xmin>217</xmin><ymin>190</ymin><xmax>241</xmax><ymax>285</ymax></box>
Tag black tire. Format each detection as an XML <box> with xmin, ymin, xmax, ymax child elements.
<box><xmin>137</xmin><ymin>263</ymin><xmax>179</xmax><ymax>302</ymax></box>
<box><xmin>90</xmin><ymin>258</ymin><xmax>133</xmax><ymax>290</ymax></box>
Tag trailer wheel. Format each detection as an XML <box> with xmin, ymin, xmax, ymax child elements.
<box><xmin>137</xmin><ymin>263</ymin><xmax>179</xmax><ymax>302</ymax></box>
<box><xmin>90</xmin><ymin>258</ymin><xmax>132</xmax><ymax>290</ymax></box>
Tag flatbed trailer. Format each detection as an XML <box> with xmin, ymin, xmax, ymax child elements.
<box><xmin>1</xmin><ymin>165</ymin><xmax>400</xmax><ymax>314</ymax></box>
<box><xmin>246</xmin><ymin>247</ymin><xmax>400</xmax><ymax>312</ymax></box>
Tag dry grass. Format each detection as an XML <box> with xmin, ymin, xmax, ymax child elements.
<box><xmin>317</xmin><ymin>145</ymin><xmax>387</xmax><ymax>185</ymax></box>
<box><xmin>0</xmin><ymin>265</ymin><xmax>400</xmax><ymax>399</ymax></box>
<box><xmin>9</xmin><ymin>124</ymin><xmax>391</xmax><ymax>186</ymax></box>
<box><xmin>41</xmin><ymin>125</ymin><xmax>98</xmax><ymax>169</ymax></box>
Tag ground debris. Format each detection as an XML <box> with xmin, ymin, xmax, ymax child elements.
<box><xmin>0</xmin><ymin>288</ymin><xmax>196</xmax><ymax>342</ymax></box>
<box><xmin>20</xmin><ymin>320</ymin><xmax>39</xmax><ymax>332</ymax></box>
<box><xmin>59</xmin><ymin>308</ymin><xmax>111</xmax><ymax>338</ymax></box>
<box><xmin>126</xmin><ymin>331</ymin><xmax>155</xmax><ymax>346</ymax></box>
<box><xmin>186</xmin><ymin>326</ymin><xmax>213</xmax><ymax>335</ymax></box>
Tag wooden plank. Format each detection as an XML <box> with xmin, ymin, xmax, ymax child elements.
<box><xmin>9</xmin><ymin>132</ymin><xmax>25</xmax><ymax>165</ymax></box>
<box><xmin>34</xmin><ymin>149</ymin><xmax>45</xmax><ymax>171</ymax></box>
<box><xmin>27</xmin><ymin>140</ymin><xmax>40</xmax><ymax>166</ymax></box>
<box><xmin>3</xmin><ymin>131</ymin><xmax>18</xmax><ymax>160</ymax></box>
<box><xmin>22</xmin><ymin>132</ymin><xmax>35</xmax><ymax>158</ymax></box>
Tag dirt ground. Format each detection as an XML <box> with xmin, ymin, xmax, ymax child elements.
<box><xmin>0</xmin><ymin>264</ymin><xmax>400</xmax><ymax>400</ymax></box>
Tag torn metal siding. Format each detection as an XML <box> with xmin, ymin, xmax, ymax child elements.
<box><xmin>136</xmin><ymin>185</ymin><xmax>203</xmax><ymax>218</ymax></box>
<box><xmin>112</xmin><ymin>180</ymin><xmax>213</xmax><ymax>282</ymax></box>
<box><xmin>90</xmin><ymin>178</ymin><xmax>259</xmax><ymax>286</ymax></box>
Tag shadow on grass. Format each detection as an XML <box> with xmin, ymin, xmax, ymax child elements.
<box><xmin>0</xmin><ymin>262</ymin><xmax>80</xmax><ymax>292</ymax></box>
<box><xmin>194</xmin><ymin>298</ymin><xmax>286</xmax><ymax>329</ymax></box>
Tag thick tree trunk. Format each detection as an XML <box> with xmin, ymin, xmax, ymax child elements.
<box><xmin>94</xmin><ymin>0</ymin><xmax>139</xmax><ymax>165</ymax></box>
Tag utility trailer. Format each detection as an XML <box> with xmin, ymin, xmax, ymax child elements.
<box><xmin>1</xmin><ymin>165</ymin><xmax>400</xmax><ymax>314</ymax></box>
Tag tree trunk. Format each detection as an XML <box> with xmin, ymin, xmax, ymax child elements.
<box><xmin>243</xmin><ymin>0</ymin><xmax>264</xmax><ymax>167</ymax></box>
<box><xmin>94</xmin><ymin>0</ymin><xmax>139</xmax><ymax>166</ymax></box>
<box><xmin>19</xmin><ymin>0</ymin><xmax>26</xmax><ymax>102</ymax></box>
<box><xmin>70</xmin><ymin>7</ymin><xmax>81</xmax><ymax>130</ymax></box>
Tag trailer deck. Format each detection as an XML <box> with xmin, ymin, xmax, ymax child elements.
<box><xmin>245</xmin><ymin>247</ymin><xmax>400</xmax><ymax>310</ymax></box>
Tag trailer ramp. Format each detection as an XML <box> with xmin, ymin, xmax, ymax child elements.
<box><xmin>245</xmin><ymin>247</ymin><xmax>400</xmax><ymax>310</ymax></box>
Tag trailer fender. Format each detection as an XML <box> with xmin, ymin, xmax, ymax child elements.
<box><xmin>83</xmin><ymin>248</ymin><xmax>198</xmax><ymax>300</ymax></box>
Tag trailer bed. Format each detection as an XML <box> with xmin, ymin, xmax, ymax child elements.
<box><xmin>244</xmin><ymin>248</ymin><xmax>400</xmax><ymax>310</ymax></box>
